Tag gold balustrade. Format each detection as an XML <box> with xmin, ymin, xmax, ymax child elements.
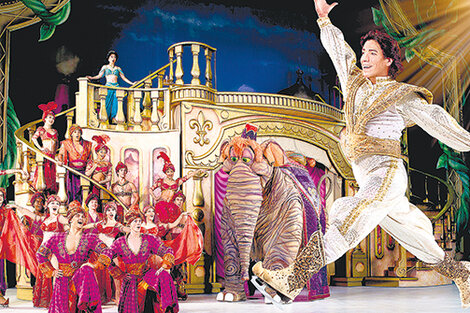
<box><xmin>167</xmin><ymin>42</ymin><xmax>217</xmax><ymax>87</ymax></box>
<box><xmin>216</xmin><ymin>91</ymin><xmax>345</xmax><ymax>122</ymax></box>
<box><xmin>408</xmin><ymin>167</ymin><xmax>456</xmax><ymax>252</ymax></box>
<box><xmin>79</xmin><ymin>81</ymin><xmax>171</xmax><ymax>132</ymax></box>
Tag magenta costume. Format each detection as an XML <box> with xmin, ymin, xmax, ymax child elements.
<box><xmin>36</xmin><ymin>232</ymin><xmax>108</xmax><ymax>313</ymax></box>
<box><xmin>100</xmin><ymin>234</ymin><xmax>179</xmax><ymax>313</ymax></box>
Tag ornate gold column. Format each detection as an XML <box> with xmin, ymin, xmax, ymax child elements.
<box><xmin>132</xmin><ymin>90</ymin><xmax>143</xmax><ymax>131</ymax></box>
<box><xmin>186</xmin><ymin>171</ymin><xmax>221</xmax><ymax>294</ymax></box>
<box><xmin>115</xmin><ymin>89</ymin><xmax>127</xmax><ymax>130</ymax></box>
<box><xmin>190</xmin><ymin>44</ymin><xmax>201</xmax><ymax>85</ymax></box>
<box><xmin>174</xmin><ymin>45</ymin><xmax>184</xmax><ymax>84</ymax></box>
<box><xmin>98</xmin><ymin>87</ymin><xmax>109</xmax><ymax>129</ymax></box>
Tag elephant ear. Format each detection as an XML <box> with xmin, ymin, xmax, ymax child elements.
<box><xmin>218</xmin><ymin>139</ymin><xmax>231</xmax><ymax>163</ymax></box>
<box><xmin>261</xmin><ymin>140</ymin><xmax>287</xmax><ymax>166</ymax></box>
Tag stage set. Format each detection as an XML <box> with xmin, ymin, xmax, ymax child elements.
<box><xmin>1</xmin><ymin>0</ymin><xmax>470</xmax><ymax>312</ymax></box>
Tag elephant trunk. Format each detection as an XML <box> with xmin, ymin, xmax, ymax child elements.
<box><xmin>226</xmin><ymin>162</ymin><xmax>264</xmax><ymax>280</ymax></box>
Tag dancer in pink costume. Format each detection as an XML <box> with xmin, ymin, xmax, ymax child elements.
<box><xmin>99</xmin><ymin>210</ymin><xmax>179</xmax><ymax>313</ymax></box>
<box><xmin>36</xmin><ymin>200</ymin><xmax>108</xmax><ymax>313</ymax></box>
<box><xmin>84</xmin><ymin>201</ymin><xmax>128</xmax><ymax>304</ymax></box>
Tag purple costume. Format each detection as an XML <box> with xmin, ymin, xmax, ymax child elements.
<box><xmin>36</xmin><ymin>232</ymin><xmax>108</xmax><ymax>313</ymax></box>
<box><xmin>100</xmin><ymin>234</ymin><xmax>179</xmax><ymax>313</ymax></box>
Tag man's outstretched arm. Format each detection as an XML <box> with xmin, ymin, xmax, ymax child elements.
<box><xmin>398</xmin><ymin>93</ymin><xmax>470</xmax><ymax>152</ymax></box>
<box><xmin>314</xmin><ymin>0</ymin><xmax>359</xmax><ymax>98</ymax></box>
<box><xmin>313</xmin><ymin>0</ymin><xmax>338</xmax><ymax>18</ymax></box>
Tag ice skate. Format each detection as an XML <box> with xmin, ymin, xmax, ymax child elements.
<box><xmin>252</xmin><ymin>231</ymin><xmax>325</xmax><ymax>301</ymax></box>
<box><xmin>0</xmin><ymin>295</ymin><xmax>9</xmax><ymax>308</ymax></box>
<box><xmin>250</xmin><ymin>275</ymin><xmax>285</xmax><ymax>310</ymax></box>
<box><xmin>433</xmin><ymin>254</ymin><xmax>470</xmax><ymax>308</ymax></box>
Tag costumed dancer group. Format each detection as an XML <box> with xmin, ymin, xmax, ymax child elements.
<box><xmin>0</xmin><ymin>98</ymin><xmax>203</xmax><ymax>312</ymax></box>
<box><xmin>253</xmin><ymin>0</ymin><xmax>470</xmax><ymax>309</ymax></box>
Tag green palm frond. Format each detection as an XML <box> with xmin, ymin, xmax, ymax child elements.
<box><xmin>19</xmin><ymin>0</ymin><xmax>71</xmax><ymax>42</ymax></box>
<box><xmin>0</xmin><ymin>98</ymin><xmax>21</xmax><ymax>188</ymax></box>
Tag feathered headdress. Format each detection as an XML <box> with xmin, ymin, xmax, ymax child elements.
<box><xmin>158</xmin><ymin>151</ymin><xmax>175</xmax><ymax>173</ymax></box>
<box><xmin>92</xmin><ymin>135</ymin><xmax>110</xmax><ymax>152</ymax></box>
<box><xmin>38</xmin><ymin>101</ymin><xmax>58</xmax><ymax>121</ymax></box>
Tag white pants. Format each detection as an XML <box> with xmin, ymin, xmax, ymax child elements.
<box><xmin>324</xmin><ymin>155</ymin><xmax>445</xmax><ymax>265</ymax></box>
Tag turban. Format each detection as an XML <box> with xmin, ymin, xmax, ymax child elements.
<box><xmin>115</xmin><ymin>161</ymin><xmax>127</xmax><ymax>173</ymax></box>
<box><xmin>85</xmin><ymin>193</ymin><xmax>100</xmax><ymax>207</ymax></box>
<box><xmin>31</xmin><ymin>192</ymin><xmax>46</xmax><ymax>205</ymax></box>
<box><xmin>45</xmin><ymin>194</ymin><xmax>61</xmax><ymax>208</ymax></box>
<box><xmin>171</xmin><ymin>190</ymin><xmax>186</xmax><ymax>203</ymax></box>
<box><xmin>68</xmin><ymin>124</ymin><xmax>82</xmax><ymax>138</ymax></box>
<box><xmin>125</xmin><ymin>210</ymin><xmax>144</xmax><ymax>225</ymax></box>
<box><xmin>67</xmin><ymin>200</ymin><xmax>84</xmax><ymax>223</ymax></box>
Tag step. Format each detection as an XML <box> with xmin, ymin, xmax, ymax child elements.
<box><xmin>364</xmin><ymin>276</ymin><xmax>418</xmax><ymax>287</ymax></box>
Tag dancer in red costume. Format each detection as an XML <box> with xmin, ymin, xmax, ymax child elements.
<box><xmin>164</xmin><ymin>191</ymin><xmax>203</xmax><ymax>300</ymax></box>
<box><xmin>84</xmin><ymin>193</ymin><xmax>103</xmax><ymax>231</ymax></box>
<box><xmin>141</xmin><ymin>205</ymin><xmax>166</xmax><ymax>237</ymax></box>
<box><xmin>150</xmin><ymin>152</ymin><xmax>200</xmax><ymax>224</ymax></box>
<box><xmin>86</xmin><ymin>135</ymin><xmax>112</xmax><ymax>197</ymax></box>
<box><xmin>0</xmin><ymin>188</ymin><xmax>43</xmax><ymax>307</ymax></box>
<box><xmin>17</xmin><ymin>192</ymin><xmax>48</xmax><ymax>307</ymax></box>
<box><xmin>9</xmin><ymin>194</ymin><xmax>67</xmax><ymax>307</ymax></box>
<box><xmin>20</xmin><ymin>192</ymin><xmax>46</xmax><ymax>237</ymax></box>
<box><xmin>36</xmin><ymin>201</ymin><xmax>108</xmax><ymax>313</ymax></box>
<box><xmin>32</xmin><ymin>101</ymin><xmax>59</xmax><ymax>193</ymax></box>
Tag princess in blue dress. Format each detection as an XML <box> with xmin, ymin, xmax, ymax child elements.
<box><xmin>87</xmin><ymin>50</ymin><xmax>135</xmax><ymax>121</ymax></box>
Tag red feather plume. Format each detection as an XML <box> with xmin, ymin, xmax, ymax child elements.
<box><xmin>38</xmin><ymin>101</ymin><xmax>57</xmax><ymax>112</ymax></box>
<box><xmin>92</xmin><ymin>135</ymin><xmax>110</xmax><ymax>145</ymax></box>
<box><xmin>157</xmin><ymin>151</ymin><xmax>171</xmax><ymax>163</ymax></box>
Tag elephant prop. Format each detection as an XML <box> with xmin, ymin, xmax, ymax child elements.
<box><xmin>216</xmin><ymin>124</ymin><xmax>329</xmax><ymax>302</ymax></box>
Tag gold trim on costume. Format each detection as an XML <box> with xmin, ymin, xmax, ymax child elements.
<box><xmin>317</xmin><ymin>17</ymin><xmax>332</xmax><ymax>28</ymax></box>
<box><xmin>338</xmin><ymin>160</ymin><xmax>398</xmax><ymax>237</ymax></box>
<box><xmin>342</xmin><ymin>134</ymin><xmax>401</xmax><ymax>162</ymax></box>
<box><xmin>342</xmin><ymin>71</ymin><xmax>433</xmax><ymax>162</ymax></box>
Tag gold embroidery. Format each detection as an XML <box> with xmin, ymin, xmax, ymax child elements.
<box><xmin>342</xmin><ymin>73</ymin><xmax>434</xmax><ymax>162</ymax></box>
<box><xmin>317</xmin><ymin>17</ymin><xmax>332</xmax><ymax>28</ymax></box>
<box><xmin>125</xmin><ymin>263</ymin><xmax>146</xmax><ymax>276</ymax></box>
<box><xmin>338</xmin><ymin>160</ymin><xmax>398</xmax><ymax>237</ymax></box>
<box><xmin>433</xmin><ymin>253</ymin><xmax>470</xmax><ymax>307</ymax></box>
<box><xmin>59</xmin><ymin>263</ymin><xmax>78</xmax><ymax>277</ymax></box>
<box><xmin>342</xmin><ymin>134</ymin><xmax>401</xmax><ymax>162</ymax></box>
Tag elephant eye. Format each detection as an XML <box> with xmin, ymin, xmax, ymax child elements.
<box><xmin>242</xmin><ymin>157</ymin><xmax>251</xmax><ymax>163</ymax></box>
<box><xmin>231</xmin><ymin>156</ymin><xmax>238</xmax><ymax>162</ymax></box>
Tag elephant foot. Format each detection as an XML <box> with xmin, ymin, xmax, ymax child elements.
<box><xmin>216</xmin><ymin>291</ymin><xmax>246</xmax><ymax>302</ymax></box>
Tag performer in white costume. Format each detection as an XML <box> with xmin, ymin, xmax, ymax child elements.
<box><xmin>253</xmin><ymin>0</ymin><xmax>470</xmax><ymax>308</ymax></box>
